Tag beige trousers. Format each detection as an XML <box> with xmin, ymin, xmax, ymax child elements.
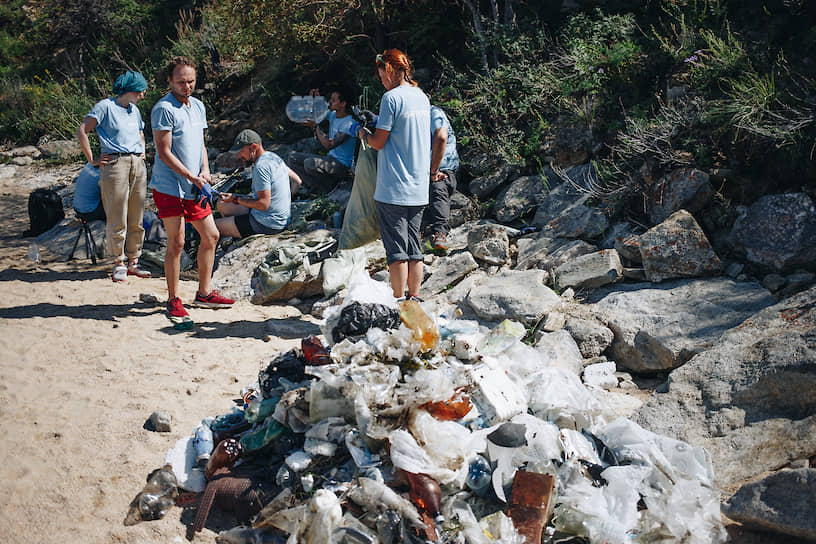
<box><xmin>99</xmin><ymin>155</ymin><xmax>147</xmax><ymax>262</ymax></box>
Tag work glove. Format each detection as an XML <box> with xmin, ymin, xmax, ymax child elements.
<box><xmin>195</xmin><ymin>183</ymin><xmax>218</xmax><ymax>208</ymax></box>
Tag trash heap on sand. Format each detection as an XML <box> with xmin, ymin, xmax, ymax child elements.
<box><xmin>126</xmin><ymin>275</ymin><xmax>727</xmax><ymax>544</ymax></box>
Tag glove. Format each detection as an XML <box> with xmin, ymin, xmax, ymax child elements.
<box><xmin>195</xmin><ymin>182</ymin><xmax>216</xmax><ymax>208</ymax></box>
<box><xmin>360</xmin><ymin>110</ymin><xmax>378</xmax><ymax>127</ymax></box>
<box><xmin>349</xmin><ymin>122</ymin><xmax>362</xmax><ymax>139</ymax></box>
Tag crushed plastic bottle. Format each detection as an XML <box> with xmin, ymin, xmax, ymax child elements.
<box><xmin>465</xmin><ymin>454</ymin><xmax>492</xmax><ymax>496</ymax></box>
<box><xmin>123</xmin><ymin>464</ymin><xmax>179</xmax><ymax>525</ymax></box>
<box><xmin>285</xmin><ymin>95</ymin><xmax>329</xmax><ymax>124</ymax></box>
<box><xmin>399</xmin><ymin>299</ymin><xmax>440</xmax><ymax>351</ymax></box>
<box><xmin>192</xmin><ymin>418</ymin><xmax>214</xmax><ymax>467</ymax></box>
<box><xmin>27</xmin><ymin>242</ymin><xmax>40</xmax><ymax>263</ymax></box>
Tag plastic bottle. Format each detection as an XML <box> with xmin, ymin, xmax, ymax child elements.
<box><xmin>301</xmin><ymin>335</ymin><xmax>331</xmax><ymax>365</ymax></box>
<box><xmin>285</xmin><ymin>95</ymin><xmax>329</xmax><ymax>124</ymax></box>
<box><xmin>465</xmin><ymin>454</ymin><xmax>492</xmax><ymax>496</ymax></box>
<box><xmin>27</xmin><ymin>243</ymin><xmax>40</xmax><ymax>263</ymax></box>
<box><xmin>192</xmin><ymin>418</ymin><xmax>214</xmax><ymax>467</ymax></box>
<box><xmin>404</xmin><ymin>471</ymin><xmax>443</xmax><ymax>522</ymax></box>
<box><xmin>204</xmin><ymin>438</ymin><xmax>241</xmax><ymax>480</ymax></box>
<box><xmin>399</xmin><ymin>299</ymin><xmax>440</xmax><ymax>351</ymax></box>
<box><xmin>421</xmin><ymin>388</ymin><xmax>472</xmax><ymax>421</ymax></box>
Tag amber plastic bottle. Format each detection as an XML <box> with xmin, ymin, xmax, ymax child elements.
<box><xmin>205</xmin><ymin>438</ymin><xmax>242</xmax><ymax>480</ymax></box>
<box><xmin>302</xmin><ymin>335</ymin><xmax>331</xmax><ymax>365</ymax></box>
<box><xmin>405</xmin><ymin>471</ymin><xmax>443</xmax><ymax>522</ymax></box>
<box><xmin>399</xmin><ymin>300</ymin><xmax>440</xmax><ymax>350</ymax></box>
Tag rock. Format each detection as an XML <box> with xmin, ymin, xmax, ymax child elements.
<box><xmin>311</xmin><ymin>289</ymin><xmax>347</xmax><ymax>318</ymax></box>
<box><xmin>467</xmin><ymin>269</ymin><xmax>559</xmax><ymax>324</ymax></box>
<box><xmin>214</xmin><ymin>150</ymin><xmax>246</xmax><ymax>173</ymax></box>
<box><xmin>515</xmin><ymin>235</ymin><xmax>596</xmax><ymax>272</ymax></box>
<box><xmin>37</xmin><ymin>139</ymin><xmax>81</xmax><ymax>160</ymax></box>
<box><xmin>633</xmin><ymin>286</ymin><xmax>816</xmax><ymax>487</ymax></box>
<box><xmin>139</xmin><ymin>293</ymin><xmax>161</xmax><ymax>305</ymax></box>
<box><xmin>640</xmin><ymin>209</ymin><xmax>723</xmax><ymax>282</ymax></box>
<box><xmin>724</xmin><ymin>261</ymin><xmax>744</xmax><ymax>278</ymax></box>
<box><xmin>553</xmin><ymin>249</ymin><xmax>623</xmax><ymax>291</ymax></box>
<box><xmin>34</xmin><ymin>217</ymin><xmax>105</xmax><ymax>261</ymax></box>
<box><xmin>467</xmin><ymin>224</ymin><xmax>509</xmax><ymax>265</ymax></box>
<box><xmin>487</xmin><ymin>422</ymin><xmax>527</xmax><ymax>447</ymax></box>
<box><xmin>540</xmin><ymin>115</ymin><xmax>592</xmax><ymax>167</ymax></box>
<box><xmin>722</xmin><ymin>469</ymin><xmax>816</xmax><ymax>541</ymax></box>
<box><xmin>207</xmin><ymin>118</ymin><xmax>251</xmax><ymax>151</ymax></box>
<box><xmin>582</xmin><ymin>362</ymin><xmax>618</xmax><ymax>390</ymax></box>
<box><xmin>646</xmin><ymin>167</ymin><xmax>713</xmax><ymax>224</ymax></box>
<box><xmin>730</xmin><ymin>192</ymin><xmax>816</xmax><ymax>273</ymax></box>
<box><xmin>494</xmin><ymin>175</ymin><xmax>549</xmax><ymax>223</ymax></box>
<box><xmin>762</xmin><ymin>273</ymin><xmax>787</xmax><ymax>292</ymax></box>
<box><xmin>213</xmin><ymin>235</ymin><xmax>294</xmax><ymax>301</ymax></box>
<box><xmin>622</xmin><ymin>267</ymin><xmax>646</xmax><ymax>281</ymax></box>
<box><xmin>449</xmin><ymin>191</ymin><xmax>478</xmax><ymax>229</ymax></box>
<box><xmin>149</xmin><ymin>411</ymin><xmax>172</xmax><ymax>432</ymax></box>
<box><xmin>614</xmin><ymin>233</ymin><xmax>642</xmax><ymax>264</ymax></box>
<box><xmin>421</xmin><ymin>251</ymin><xmax>479</xmax><ymax>296</ymax></box>
<box><xmin>541</xmin><ymin>311</ymin><xmax>565</xmax><ymax>332</ymax></box>
<box><xmin>593</xmin><ymin>278</ymin><xmax>776</xmax><ymax>373</ymax></box>
<box><xmin>563</xmin><ymin>316</ymin><xmax>614</xmax><ymax>358</ymax></box>
<box><xmin>778</xmin><ymin>270</ymin><xmax>816</xmax><ymax>299</ymax></box>
<box><xmin>534</xmin><ymin>329</ymin><xmax>584</xmax><ymax>376</ymax></box>
<box><xmin>468</xmin><ymin>163</ymin><xmax>520</xmax><ymax>198</ymax></box>
<box><xmin>12</xmin><ymin>156</ymin><xmax>33</xmax><ymax>166</ymax></box>
<box><xmin>2</xmin><ymin>145</ymin><xmax>40</xmax><ymax>158</ymax></box>
<box><xmin>532</xmin><ymin>182</ymin><xmax>609</xmax><ymax>240</ymax></box>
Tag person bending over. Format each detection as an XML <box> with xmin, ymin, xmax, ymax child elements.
<box><xmin>216</xmin><ymin>129</ymin><xmax>302</xmax><ymax>239</ymax></box>
<box><xmin>286</xmin><ymin>87</ymin><xmax>356</xmax><ymax>193</ymax></box>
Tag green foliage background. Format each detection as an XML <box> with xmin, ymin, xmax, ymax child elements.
<box><xmin>1</xmin><ymin>0</ymin><xmax>814</xmax><ymax>205</ymax></box>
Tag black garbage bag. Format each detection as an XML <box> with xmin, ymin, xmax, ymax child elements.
<box><xmin>332</xmin><ymin>301</ymin><xmax>401</xmax><ymax>343</ymax></box>
<box><xmin>258</xmin><ymin>349</ymin><xmax>307</xmax><ymax>397</ymax></box>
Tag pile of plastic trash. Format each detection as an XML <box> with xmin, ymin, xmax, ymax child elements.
<box><xmin>126</xmin><ymin>274</ymin><xmax>727</xmax><ymax>544</ymax></box>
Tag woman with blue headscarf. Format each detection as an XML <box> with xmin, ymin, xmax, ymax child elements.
<box><xmin>77</xmin><ymin>70</ymin><xmax>151</xmax><ymax>282</ymax></box>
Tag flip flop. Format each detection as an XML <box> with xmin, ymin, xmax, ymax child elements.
<box><xmin>168</xmin><ymin>314</ymin><xmax>194</xmax><ymax>330</ymax></box>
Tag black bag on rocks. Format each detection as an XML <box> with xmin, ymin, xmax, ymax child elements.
<box><xmin>23</xmin><ymin>188</ymin><xmax>64</xmax><ymax>237</ymax></box>
<box><xmin>332</xmin><ymin>301</ymin><xmax>401</xmax><ymax>343</ymax></box>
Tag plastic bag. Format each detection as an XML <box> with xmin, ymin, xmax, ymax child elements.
<box><xmin>332</xmin><ymin>301</ymin><xmax>401</xmax><ymax>343</ymax></box>
<box><xmin>338</xmin><ymin>147</ymin><xmax>380</xmax><ymax>249</ymax></box>
<box><xmin>322</xmin><ymin>247</ymin><xmax>367</xmax><ymax>297</ymax></box>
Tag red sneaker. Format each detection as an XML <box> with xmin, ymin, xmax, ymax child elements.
<box><xmin>193</xmin><ymin>290</ymin><xmax>235</xmax><ymax>309</ymax></box>
<box><xmin>166</xmin><ymin>297</ymin><xmax>193</xmax><ymax>330</ymax></box>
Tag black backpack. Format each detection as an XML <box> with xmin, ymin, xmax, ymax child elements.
<box><xmin>23</xmin><ymin>188</ymin><xmax>65</xmax><ymax>237</ymax></box>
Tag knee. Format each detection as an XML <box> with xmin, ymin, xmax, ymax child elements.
<box><xmin>200</xmin><ymin>230</ymin><xmax>219</xmax><ymax>249</ymax></box>
<box><xmin>167</xmin><ymin>238</ymin><xmax>185</xmax><ymax>255</ymax></box>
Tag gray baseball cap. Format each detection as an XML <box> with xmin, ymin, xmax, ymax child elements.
<box><xmin>230</xmin><ymin>129</ymin><xmax>262</xmax><ymax>152</ymax></box>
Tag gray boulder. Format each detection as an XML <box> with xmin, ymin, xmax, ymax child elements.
<box><xmin>646</xmin><ymin>167</ymin><xmax>713</xmax><ymax>224</ymax></box>
<box><xmin>449</xmin><ymin>191</ymin><xmax>478</xmax><ymax>229</ymax></box>
<box><xmin>730</xmin><ymin>192</ymin><xmax>816</xmax><ymax>273</ymax></box>
<box><xmin>467</xmin><ymin>224</ymin><xmax>509</xmax><ymax>265</ymax></box>
<box><xmin>468</xmin><ymin>163</ymin><xmax>520</xmax><ymax>198</ymax></box>
<box><xmin>38</xmin><ymin>139</ymin><xmax>81</xmax><ymax>160</ymax></box>
<box><xmin>494</xmin><ymin>175</ymin><xmax>549</xmax><ymax>223</ymax></box>
<box><xmin>640</xmin><ymin>209</ymin><xmax>723</xmax><ymax>282</ymax></box>
<box><xmin>421</xmin><ymin>251</ymin><xmax>479</xmax><ymax>296</ymax></box>
<box><xmin>564</xmin><ymin>316</ymin><xmax>614</xmax><ymax>358</ymax></box>
<box><xmin>467</xmin><ymin>269</ymin><xmax>560</xmax><ymax>324</ymax></box>
<box><xmin>532</xmin><ymin>183</ymin><xmax>609</xmax><ymax>240</ymax></box>
<box><xmin>593</xmin><ymin>278</ymin><xmax>776</xmax><ymax>373</ymax></box>
<box><xmin>515</xmin><ymin>235</ymin><xmax>596</xmax><ymax>272</ymax></box>
<box><xmin>214</xmin><ymin>150</ymin><xmax>246</xmax><ymax>173</ymax></box>
<box><xmin>535</xmin><ymin>329</ymin><xmax>584</xmax><ymax>375</ymax></box>
<box><xmin>633</xmin><ymin>286</ymin><xmax>816</xmax><ymax>487</ymax></box>
<box><xmin>553</xmin><ymin>249</ymin><xmax>623</xmax><ymax>291</ymax></box>
<box><xmin>722</xmin><ymin>468</ymin><xmax>816</xmax><ymax>541</ymax></box>
<box><xmin>213</xmin><ymin>235</ymin><xmax>291</xmax><ymax>300</ymax></box>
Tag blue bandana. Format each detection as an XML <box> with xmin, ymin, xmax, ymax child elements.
<box><xmin>113</xmin><ymin>71</ymin><xmax>148</xmax><ymax>95</ymax></box>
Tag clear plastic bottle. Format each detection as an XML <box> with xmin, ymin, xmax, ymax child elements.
<box><xmin>192</xmin><ymin>418</ymin><xmax>214</xmax><ymax>467</ymax></box>
<box><xmin>465</xmin><ymin>454</ymin><xmax>492</xmax><ymax>495</ymax></box>
<box><xmin>27</xmin><ymin>243</ymin><xmax>40</xmax><ymax>263</ymax></box>
<box><xmin>399</xmin><ymin>299</ymin><xmax>439</xmax><ymax>351</ymax></box>
<box><xmin>285</xmin><ymin>95</ymin><xmax>329</xmax><ymax>124</ymax></box>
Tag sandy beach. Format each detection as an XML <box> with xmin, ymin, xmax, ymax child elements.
<box><xmin>0</xmin><ymin>162</ymin><xmax>317</xmax><ymax>543</ymax></box>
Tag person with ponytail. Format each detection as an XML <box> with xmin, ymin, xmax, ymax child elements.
<box><xmin>77</xmin><ymin>70</ymin><xmax>150</xmax><ymax>282</ymax></box>
<box><xmin>351</xmin><ymin>49</ymin><xmax>431</xmax><ymax>300</ymax></box>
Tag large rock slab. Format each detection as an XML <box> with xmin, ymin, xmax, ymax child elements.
<box><xmin>730</xmin><ymin>192</ymin><xmax>816</xmax><ymax>273</ymax></box>
<box><xmin>564</xmin><ymin>316</ymin><xmax>614</xmax><ymax>358</ymax></box>
<box><xmin>532</xmin><ymin>182</ymin><xmax>609</xmax><ymax>240</ymax></box>
<box><xmin>535</xmin><ymin>329</ymin><xmax>584</xmax><ymax>375</ymax></box>
<box><xmin>493</xmin><ymin>175</ymin><xmax>549</xmax><ymax>223</ymax></box>
<box><xmin>467</xmin><ymin>269</ymin><xmax>560</xmax><ymax>324</ymax></box>
<box><xmin>640</xmin><ymin>209</ymin><xmax>723</xmax><ymax>282</ymax></box>
<box><xmin>633</xmin><ymin>286</ymin><xmax>816</xmax><ymax>487</ymax></box>
<box><xmin>38</xmin><ymin>139</ymin><xmax>81</xmax><ymax>160</ymax></box>
<box><xmin>553</xmin><ymin>249</ymin><xmax>623</xmax><ymax>291</ymax></box>
<box><xmin>468</xmin><ymin>163</ymin><xmax>521</xmax><ymax>198</ymax></box>
<box><xmin>646</xmin><ymin>167</ymin><xmax>713</xmax><ymax>224</ymax></box>
<box><xmin>593</xmin><ymin>278</ymin><xmax>776</xmax><ymax>373</ymax></box>
<box><xmin>515</xmin><ymin>236</ymin><xmax>596</xmax><ymax>272</ymax></box>
<box><xmin>421</xmin><ymin>251</ymin><xmax>479</xmax><ymax>296</ymax></box>
<box><xmin>722</xmin><ymin>468</ymin><xmax>816</xmax><ymax>541</ymax></box>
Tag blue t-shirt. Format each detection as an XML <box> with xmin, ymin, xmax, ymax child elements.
<box><xmin>374</xmin><ymin>85</ymin><xmax>431</xmax><ymax>206</ymax></box>
<box><xmin>249</xmin><ymin>152</ymin><xmax>291</xmax><ymax>230</ymax></box>
<box><xmin>87</xmin><ymin>97</ymin><xmax>145</xmax><ymax>155</ymax></box>
<box><xmin>326</xmin><ymin>111</ymin><xmax>356</xmax><ymax>168</ymax></box>
<box><xmin>74</xmin><ymin>163</ymin><xmax>101</xmax><ymax>213</ymax></box>
<box><xmin>149</xmin><ymin>93</ymin><xmax>207</xmax><ymax>200</ymax></box>
<box><xmin>431</xmin><ymin>106</ymin><xmax>459</xmax><ymax>172</ymax></box>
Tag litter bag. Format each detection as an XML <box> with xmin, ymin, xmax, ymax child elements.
<box><xmin>331</xmin><ymin>301</ymin><xmax>401</xmax><ymax>343</ymax></box>
<box><xmin>338</xmin><ymin>147</ymin><xmax>380</xmax><ymax>249</ymax></box>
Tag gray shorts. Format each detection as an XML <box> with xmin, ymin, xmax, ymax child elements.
<box><xmin>375</xmin><ymin>201</ymin><xmax>425</xmax><ymax>265</ymax></box>
<box><xmin>235</xmin><ymin>213</ymin><xmax>285</xmax><ymax>238</ymax></box>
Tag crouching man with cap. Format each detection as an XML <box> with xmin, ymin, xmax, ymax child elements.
<box><xmin>215</xmin><ymin>129</ymin><xmax>302</xmax><ymax>239</ymax></box>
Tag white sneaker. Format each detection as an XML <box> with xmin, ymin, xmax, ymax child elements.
<box><xmin>112</xmin><ymin>263</ymin><xmax>128</xmax><ymax>282</ymax></box>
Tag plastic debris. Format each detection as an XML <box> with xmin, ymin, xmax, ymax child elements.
<box><xmin>124</xmin><ymin>464</ymin><xmax>179</xmax><ymax>525</ymax></box>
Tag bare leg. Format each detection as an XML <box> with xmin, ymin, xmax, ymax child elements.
<box><xmin>190</xmin><ymin>214</ymin><xmax>220</xmax><ymax>295</ymax></box>
<box><xmin>407</xmin><ymin>260</ymin><xmax>423</xmax><ymax>298</ymax></box>
<box><xmin>162</xmin><ymin>215</ymin><xmax>185</xmax><ymax>300</ymax></box>
<box><xmin>214</xmin><ymin>200</ymin><xmax>248</xmax><ymax>238</ymax></box>
<box><xmin>388</xmin><ymin>260</ymin><xmax>408</xmax><ymax>298</ymax></box>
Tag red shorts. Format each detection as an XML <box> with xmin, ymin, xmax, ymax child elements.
<box><xmin>153</xmin><ymin>190</ymin><xmax>211</xmax><ymax>222</ymax></box>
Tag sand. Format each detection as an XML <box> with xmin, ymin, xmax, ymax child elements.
<box><xmin>0</xmin><ymin>162</ymin><xmax>318</xmax><ymax>543</ymax></box>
